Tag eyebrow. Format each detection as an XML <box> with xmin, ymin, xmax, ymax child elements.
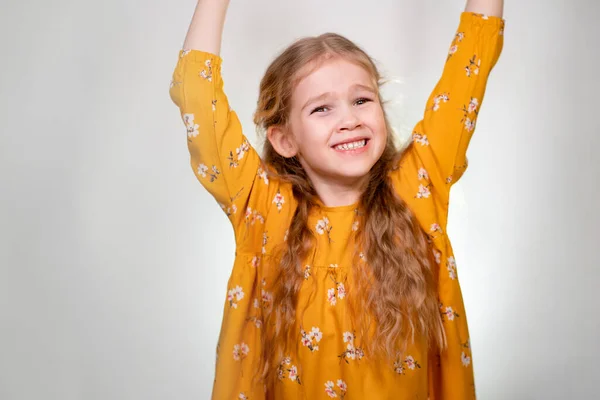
<box><xmin>301</xmin><ymin>84</ymin><xmax>377</xmax><ymax>111</ymax></box>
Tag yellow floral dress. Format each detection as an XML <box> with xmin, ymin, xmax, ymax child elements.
<box><xmin>169</xmin><ymin>12</ymin><xmax>504</xmax><ymax>400</ymax></box>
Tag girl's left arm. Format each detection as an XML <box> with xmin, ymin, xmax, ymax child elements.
<box><xmin>398</xmin><ymin>7</ymin><xmax>505</xmax><ymax>210</ymax></box>
<box><xmin>465</xmin><ymin>0</ymin><xmax>504</xmax><ymax>17</ymax></box>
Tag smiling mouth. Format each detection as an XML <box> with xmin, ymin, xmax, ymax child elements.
<box><xmin>332</xmin><ymin>139</ymin><xmax>369</xmax><ymax>151</ymax></box>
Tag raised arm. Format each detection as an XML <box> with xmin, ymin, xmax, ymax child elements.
<box><xmin>182</xmin><ymin>0</ymin><xmax>230</xmax><ymax>54</ymax></box>
<box><xmin>169</xmin><ymin>0</ymin><xmax>268</xmax><ymax>232</ymax></box>
<box><xmin>396</xmin><ymin>6</ymin><xmax>505</xmax><ymax>213</ymax></box>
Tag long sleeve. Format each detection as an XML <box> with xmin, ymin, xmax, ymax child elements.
<box><xmin>169</xmin><ymin>49</ymin><xmax>264</xmax><ymax>232</ymax></box>
<box><xmin>407</xmin><ymin>12</ymin><xmax>504</xmax><ymax>209</ymax></box>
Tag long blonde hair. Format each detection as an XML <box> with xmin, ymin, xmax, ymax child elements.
<box><xmin>253</xmin><ymin>33</ymin><xmax>446</xmax><ymax>387</ymax></box>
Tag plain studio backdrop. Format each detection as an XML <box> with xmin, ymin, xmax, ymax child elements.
<box><xmin>1</xmin><ymin>0</ymin><xmax>598</xmax><ymax>398</ymax></box>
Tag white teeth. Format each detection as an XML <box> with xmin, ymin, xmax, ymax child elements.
<box><xmin>334</xmin><ymin>139</ymin><xmax>366</xmax><ymax>151</ymax></box>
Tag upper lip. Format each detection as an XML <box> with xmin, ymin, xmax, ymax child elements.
<box><xmin>330</xmin><ymin>136</ymin><xmax>370</xmax><ymax>147</ymax></box>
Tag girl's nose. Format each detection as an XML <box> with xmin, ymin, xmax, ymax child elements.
<box><xmin>338</xmin><ymin>105</ymin><xmax>361</xmax><ymax>131</ymax></box>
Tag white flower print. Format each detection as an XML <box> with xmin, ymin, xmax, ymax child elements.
<box><xmin>447</xmin><ymin>256</ymin><xmax>457</xmax><ymax>280</ymax></box>
<box><xmin>200</xmin><ymin>59</ymin><xmax>213</xmax><ymax>81</ymax></box>
<box><xmin>220</xmin><ymin>203</ymin><xmax>237</xmax><ymax>217</ymax></box>
<box><xmin>197</xmin><ymin>163</ymin><xmax>208</xmax><ymax>178</ymax></box>
<box><xmin>300</xmin><ymin>326</ymin><xmax>323</xmax><ymax>352</ymax></box>
<box><xmin>253</xmin><ymin>298</ymin><xmax>260</xmax><ymax>309</ymax></box>
<box><xmin>461</xmin><ymin>352</ymin><xmax>471</xmax><ymax>367</ymax></box>
<box><xmin>239</xmin><ymin>393</ymin><xmax>249</xmax><ymax>400</ymax></box>
<box><xmin>327</xmin><ymin>288</ymin><xmax>337</xmax><ymax>306</ymax></box>
<box><xmin>394</xmin><ymin>355</ymin><xmax>421</xmax><ymax>375</ymax></box>
<box><xmin>325</xmin><ymin>379</ymin><xmax>348</xmax><ymax>398</ymax></box>
<box><xmin>337</xmin><ymin>283</ymin><xmax>346</xmax><ymax>299</ymax></box>
<box><xmin>257</xmin><ymin>167</ymin><xmax>269</xmax><ymax>185</ymax></box>
<box><xmin>416</xmin><ymin>184</ymin><xmax>431</xmax><ymax>199</ymax></box>
<box><xmin>418</xmin><ymin>167</ymin><xmax>429</xmax><ymax>181</ymax></box>
<box><xmin>233</xmin><ymin>342</ymin><xmax>249</xmax><ymax>361</ymax></box>
<box><xmin>413</xmin><ymin>132</ymin><xmax>430</xmax><ymax>146</ymax></box>
<box><xmin>316</xmin><ymin>216</ymin><xmax>333</xmax><ymax>242</ymax></box>
<box><xmin>227</xmin><ymin>285</ymin><xmax>245</xmax><ymax>309</ymax></box>
<box><xmin>465</xmin><ymin>55</ymin><xmax>481</xmax><ymax>77</ymax></box>
<box><xmin>464</xmin><ymin>117</ymin><xmax>476</xmax><ymax>132</ymax></box>
<box><xmin>289</xmin><ymin>365</ymin><xmax>299</xmax><ymax>382</ymax></box>
<box><xmin>448</xmin><ymin>44</ymin><xmax>458</xmax><ymax>56</ymax></box>
<box><xmin>262</xmin><ymin>232</ymin><xmax>269</xmax><ymax>254</ymax></box>
<box><xmin>273</xmin><ymin>192</ymin><xmax>285</xmax><ymax>211</ymax></box>
<box><xmin>315</xmin><ymin>217</ymin><xmax>330</xmax><ymax>235</ymax></box>
<box><xmin>236</xmin><ymin>140</ymin><xmax>251</xmax><ymax>161</ymax></box>
<box><xmin>181</xmin><ymin>49</ymin><xmax>191</xmax><ymax>58</ymax></box>
<box><xmin>432</xmin><ymin>249</ymin><xmax>441</xmax><ymax>264</ymax></box>
<box><xmin>431</xmin><ymin>93</ymin><xmax>450</xmax><ymax>111</ymax></box>
<box><xmin>284</xmin><ymin>229</ymin><xmax>289</xmax><ymax>242</ymax></box>
<box><xmin>430</xmin><ymin>223</ymin><xmax>442</xmax><ymax>234</ymax></box>
<box><xmin>183</xmin><ymin>113</ymin><xmax>199</xmax><ymax>138</ymax></box>
<box><xmin>468</xmin><ymin>97</ymin><xmax>479</xmax><ymax>113</ymax></box>
<box><xmin>245</xmin><ymin>207</ymin><xmax>265</xmax><ymax>226</ymax></box>
<box><xmin>443</xmin><ymin>306</ymin><xmax>459</xmax><ymax>321</ymax></box>
<box><xmin>251</xmin><ymin>255</ymin><xmax>260</xmax><ymax>268</ymax></box>
<box><xmin>339</xmin><ymin>331</ymin><xmax>364</xmax><ymax>363</ymax></box>
<box><xmin>278</xmin><ymin>357</ymin><xmax>301</xmax><ymax>384</ymax></box>
<box><xmin>261</xmin><ymin>289</ymin><xmax>273</xmax><ymax>311</ymax></box>
<box><xmin>304</xmin><ymin>265</ymin><xmax>311</xmax><ymax>280</ymax></box>
<box><xmin>351</xmin><ymin>220</ymin><xmax>359</xmax><ymax>232</ymax></box>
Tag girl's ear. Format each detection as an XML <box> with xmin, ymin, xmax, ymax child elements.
<box><xmin>267</xmin><ymin>125</ymin><xmax>298</xmax><ymax>158</ymax></box>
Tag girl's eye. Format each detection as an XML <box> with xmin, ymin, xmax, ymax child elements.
<box><xmin>310</xmin><ymin>106</ymin><xmax>328</xmax><ymax>114</ymax></box>
<box><xmin>355</xmin><ymin>97</ymin><xmax>372</xmax><ymax>106</ymax></box>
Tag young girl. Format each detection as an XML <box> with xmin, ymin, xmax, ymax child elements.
<box><xmin>169</xmin><ymin>0</ymin><xmax>504</xmax><ymax>398</ymax></box>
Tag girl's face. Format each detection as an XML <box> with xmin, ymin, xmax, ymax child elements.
<box><xmin>285</xmin><ymin>58</ymin><xmax>388</xmax><ymax>189</ymax></box>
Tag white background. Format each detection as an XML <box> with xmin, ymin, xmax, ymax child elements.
<box><xmin>1</xmin><ymin>0</ymin><xmax>598</xmax><ymax>398</ymax></box>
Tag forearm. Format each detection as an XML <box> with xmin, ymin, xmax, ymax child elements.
<box><xmin>182</xmin><ymin>0</ymin><xmax>230</xmax><ymax>55</ymax></box>
<box><xmin>465</xmin><ymin>0</ymin><xmax>504</xmax><ymax>17</ymax></box>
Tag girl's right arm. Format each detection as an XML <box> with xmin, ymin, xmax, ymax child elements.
<box><xmin>169</xmin><ymin>0</ymin><xmax>267</xmax><ymax>231</ymax></box>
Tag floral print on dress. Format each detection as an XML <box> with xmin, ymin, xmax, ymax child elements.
<box><xmin>227</xmin><ymin>285</ymin><xmax>245</xmax><ymax>309</ymax></box>
<box><xmin>447</xmin><ymin>32</ymin><xmax>465</xmax><ymax>60</ymax></box>
<box><xmin>304</xmin><ymin>265</ymin><xmax>311</xmax><ymax>280</ymax></box>
<box><xmin>431</xmin><ymin>92</ymin><xmax>450</xmax><ymax>111</ymax></box>
<box><xmin>278</xmin><ymin>357</ymin><xmax>302</xmax><ymax>385</ymax></box>
<box><xmin>338</xmin><ymin>331</ymin><xmax>365</xmax><ymax>363</ymax></box>
<box><xmin>416</xmin><ymin>184</ymin><xmax>432</xmax><ymax>199</ymax></box>
<box><xmin>326</xmin><ymin>265</ymin><xmax>346</xmax><ymax>306</ymax></box>
<box><xmin>245</xmin><ymin>207</ymin><xmax>265</xmax><ymax>226</ymax></box>
<box><xmin>183</xmin><ymin>113</ymin><xmax>199</xmax><ymax>138</ymax></box>
<box><xmin>238</xmin><ymin>393</ymin><xmax>249</xmax><ymax>400</ymax></box>
<box><xmin>273</xmin><ymin>192</ymin><xmax>285</xmax><ymax>211</ymax></box>
<box><xmin>413</xmin><ymin>132</ymin><xmax>430</xmax><ymax>146</ymax></box>
<box><xmin>262</xmin><ymin>232</ymin><xmax>269</xmax><ymax>254</ymax></box>
<box><xmin>461</xmin><ymin>338</ymin><xmax>472</xmax><ymax>367</ymax></box>
<box><xmin>461</xmin><ymin>97</ymin><xmax>480</xmax><ymax>132</ymax></box>
<box><xmin>316</xmin><ymin>216</ymin><xmax>333</xmax><ymax>242</ymax></box>
<box><xmin>465</xmin><ymin>55</ymin><xmax>481</xmax><ymax>77</ymax></box>
<box><xmin>300</xmin><ymin>326</ymin><xmax>323</xmax><ymax>352</ymax></box>
<box><xmin>447</xmin><ymin>256</ymin><xmax>457</xmax><ymax>280</ymax></box>
<box><xmin>440</xmin><ymin>301</ymin><xmax>460</xmax><ymax>321</ymax></box>
<box><xmin>200</xmin><ymin>59</ymin><xmax>213</xmax><ymax>81</ymax></box>
<box><xmin>219</xmin><ymin>203</ymin><xmax>237</xmax><ymax>218</ymax></box>
<box><xmin>325</xmin><ymin>379</ymin><xmax>347</xmax><ymax>398</ymax></box>
<box><xmin>418</xmin><ymin>167</ymin><xmax>429</xmax><ymax>181</ymax></box>
<box><xmin>394</xmin><ymin>355</ymin><xmax>422</xmax><ymax>375</ymax></box>
<box><xmin>233</xmin><ymin>342</ymin><xmax>249</xmax><ymax>375</ymax></box>
<box><xmin>257</xmin><ymin>167</ymin><xmax>269</xmax><ymax>185</ymax></box>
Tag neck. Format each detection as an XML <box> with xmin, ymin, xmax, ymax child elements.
<box><xmin>309</xmin><ymin>174</ymin><xmax>368</xmax><ymax>208</ymax></box>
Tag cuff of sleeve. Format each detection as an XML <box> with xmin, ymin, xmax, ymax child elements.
<box><xmin>460</xmin><ymin>11</ymin><xmax>505</xmax><ymax>32</ymax></box>
<box><xmin>178</xmin><ymin>49</ymin><xmax>223</xmax><ymax>70</ymax></box>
